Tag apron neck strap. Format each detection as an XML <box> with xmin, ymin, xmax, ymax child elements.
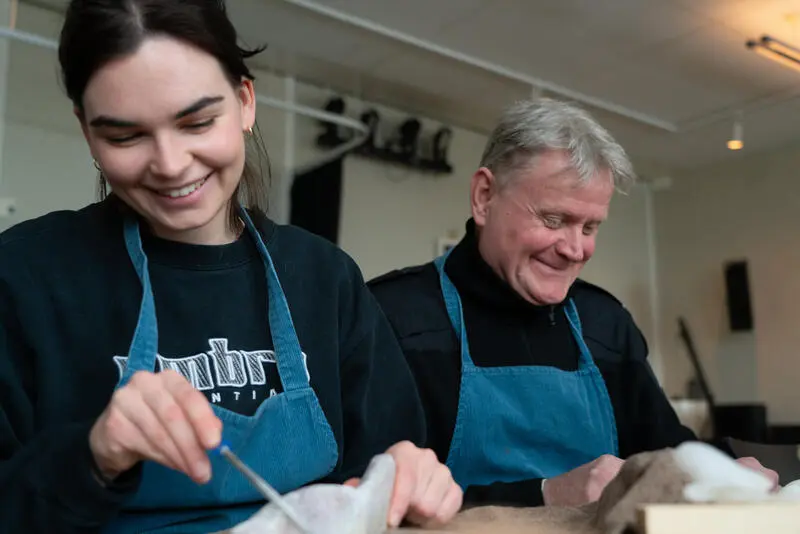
<box><xmin>434</xmin><ymin>252</ymin><xmax>476</xmax><ymax>370</ymax></box>
<box><xmin>563</xmin><ymin>299</ymin><xmax>594</xmax><ymax>367</ymax></box>
<box><xmin>120</xmin><ymin>216</ymin><xmax>159</xmax><ymax>385</ymax></box>
<box><xmin>239</xmin><ymin>208</ymin><xmax>309</xmax><ymax>390</ymax></box>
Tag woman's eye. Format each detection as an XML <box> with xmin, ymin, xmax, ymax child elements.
<box><xmin>105</xmin><ymin>118</ymin><xmax>215</xmax><ymax>144</ymax></box>
<box><xmin>106</xmin><ymin>133</ymin><xmax>142</xmax><ymax>145</ymax></box>
<box><xmin>184</xmin><ymin>118</ymin><xmax>215</xmax><ymax>130</ymax></box>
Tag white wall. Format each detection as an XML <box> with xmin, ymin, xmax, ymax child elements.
<box><xmin>0</xmin><ymin>3</ymin><xmax>662</xmax><ymax>380</ymax></box>
<box><xmin>581</xmin><ymin>186</ymin><xmax>663</xmax><ymax>379</ymax></box>
<box><xmin>655</xmin><ymin>143</ymin><xmax>800</xmax><ymax>424</ymax></box>
<box><xmin>0</xmin><ymin>5</ymin><xmax>95</xmax><ymax>230</ymax></box>
<box><xmin>289</xmin><ymin>81</ymin><xmax>485</xmax><ymax>280</ymax></box>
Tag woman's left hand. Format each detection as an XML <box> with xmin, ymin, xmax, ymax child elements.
<box><xmin>383</xmin><ymin>440</ymin><xmax>463</xmax><ymax>528</ymax></box>
<box><xmin>343</xmin><ymin>441</ymin><xmax>463</xmax><ymax>527</ymax></box>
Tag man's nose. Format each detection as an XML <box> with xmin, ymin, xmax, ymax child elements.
<box><xmin>556</xmin><ymin>228</ymin><xmax>585</xmax><ymax>262</ymax></box>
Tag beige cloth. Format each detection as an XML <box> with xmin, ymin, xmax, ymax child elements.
<box><xmin>219</xmin><ymin>449</ymin><xmax>692</xmax><ymax>534</ymax></box>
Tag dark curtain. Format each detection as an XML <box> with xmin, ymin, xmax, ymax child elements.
<box><xmin>289</xmin><ymin>157</ymin><xmax>344</xmax><ymax>244</ymax></box>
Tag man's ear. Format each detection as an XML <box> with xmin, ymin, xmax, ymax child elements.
<box><xmin>238</xmin><ymin>79</ymin><xmax>257</xmax><ymax>132</ymax></box>
<box><xmin>470</xmin><ymin>167</ymin><xmax>497</xmax><ymax>227</ymax></box>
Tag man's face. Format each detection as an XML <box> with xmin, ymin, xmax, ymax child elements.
<box><xmin>472</xmin><ymin>149</ymin><xmax>614</xmax><ymax>306</ymax></box>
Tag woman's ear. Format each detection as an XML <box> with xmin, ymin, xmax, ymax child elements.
<box><xmin>74</xmin><ymin>107</ymin><xmax>91</xmax><ymax>143</ymax></box>
<box><xmin>238</xmin><ymin>79</ymin><xmax>257</xmax><ymax>132</ymax></box>
<box><xmin>74</xmin><ymin>107</ymin><xmax>99</xmax><ymax>163</ymax></box>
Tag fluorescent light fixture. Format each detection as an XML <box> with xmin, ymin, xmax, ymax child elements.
<box><xmin>746</xmin><ymin>35</ymin><xmax>800</xmax><ymax>74</ymax></box>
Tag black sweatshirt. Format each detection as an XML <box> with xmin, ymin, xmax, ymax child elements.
<box><xmin>0</xmin><ymin>198</ymin><xmax>425</xmax><ymax>533</ymax></box>
<box><xmin>369</xmin><ymin>219</ymin><xmax>697</xmax><ymax>507</ymax></box>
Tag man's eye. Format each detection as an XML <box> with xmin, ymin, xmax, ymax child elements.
<box><xmin>544</xmin><ymin>218</ymin><xmax>562</xmax><ymax>229</ymax></box>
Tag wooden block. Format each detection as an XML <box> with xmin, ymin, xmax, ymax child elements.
<box><xmin>389</xmin><ymin>529</ymin><xmax>452</xmax><ymax>533</ymax></box>
<box><xmin>638</xmin><ymin>502</ymin><xmax>800</xmax><ymax>534</ymax></box>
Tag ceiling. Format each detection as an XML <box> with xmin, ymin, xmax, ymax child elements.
<box><xmin>21</xmin><ymin>0</ymin><xmax>800</xmax><ymax>175</ymax></box>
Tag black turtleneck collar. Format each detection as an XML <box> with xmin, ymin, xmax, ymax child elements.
<box><xmin>101</xmin><ymin>195</ymin><xmax>266</xmax><ymax>270</ymax></box>
<box><xmin>444</xmin><ymin>218</ymin><xmax>571</xmax><ymax>317</ymax></box>
<box><xmin>439</xmin><ymin>218</ymin><xmax>580</xmax><ymax>370</ymax></box>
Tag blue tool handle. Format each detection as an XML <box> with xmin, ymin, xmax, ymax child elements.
<box><xmin>211</xmin><ymin>439</ymin><xmax>232</xmax><ymax>455</ymax></box>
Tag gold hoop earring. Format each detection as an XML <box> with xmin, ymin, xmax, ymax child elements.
<box><xmin>247</xmin><ymin>127</ymin><xmax>254</xmax><ymax>136</ymax></box>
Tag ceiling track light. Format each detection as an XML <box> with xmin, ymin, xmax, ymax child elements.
<box><xmin>746</xmin><ymin>35</ymin><xmax>800</xmax><ymax>74</ymax></box>
<box><xmin>727</xmin><ymin>112</ymin><xmax>744</xmax><ymax>151</ymax></box>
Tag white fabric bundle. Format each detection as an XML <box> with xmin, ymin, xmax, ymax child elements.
<box><xmin>232</xmin><ymin>454</ymin><xmax>395</xmax><ymax>534</ymax></box>
<box><xmin>674</xmin><ymin>441</ymin><xmax>800</xmax><ymax>503</ymax></box>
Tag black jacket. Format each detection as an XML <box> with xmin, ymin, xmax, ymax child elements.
<box><xmin>368</xmin><ymin>220</ymin><xmax>696</xmax><ymax>507</ymax></box>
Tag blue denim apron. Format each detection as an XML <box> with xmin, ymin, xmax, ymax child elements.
<box><xmin>104</xmin><ymin>209</ymin><xmax>339</xmax><ymax>533</ymax></box>
<box><xmin>434</xmin><ymin>253</ymin><xmax>618</xmax><ymax>490</ymax></box>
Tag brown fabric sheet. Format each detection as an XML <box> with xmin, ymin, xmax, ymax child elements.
<box><xmin>219</xmin><ymin>449</ymin><xmax>691</xmax><ymax>534</ymax></box>
<box><xmin>417</xmin><ymin>503</ymin><xmax>597</xmax><ymax>534</ymax></box>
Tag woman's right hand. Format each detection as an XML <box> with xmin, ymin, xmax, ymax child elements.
<box><xmin>89</xmin><ymin>369</ymin><xmax>223</xmax><ymax>484</ymax></box>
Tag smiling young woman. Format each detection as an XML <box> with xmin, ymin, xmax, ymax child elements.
<box><xmin>78</xmin><ymin>36</ymin><xmax>257</xmax><ymax>246</ymax></box>
<box><xmin>0</xmin><ymin>1</ymin><xmax>462</xmax><ymax>533</ymax></box>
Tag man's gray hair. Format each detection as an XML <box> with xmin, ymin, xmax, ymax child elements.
<box><xmin>479</xmin><ymin>98</ymin><xmax>636</xmax><ymax>192</ymax></box>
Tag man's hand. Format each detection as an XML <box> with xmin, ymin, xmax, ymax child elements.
<box><xmin>736</xmin><ymin>457</ymin><xmax>780</xmax><ymax>489</ymax></box>
<box><xmin>542</xmin><ymin>455</ymin><xmax>624</xmax><ymax>506</ymax></box>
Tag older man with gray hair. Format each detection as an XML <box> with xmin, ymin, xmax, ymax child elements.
<box><xmin>368</xmin><ymin>98</ymin><xmax>775</xmax><ymax>508</ymax></box>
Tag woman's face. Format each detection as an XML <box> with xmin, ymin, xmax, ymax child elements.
<box><xmin>79</xmin><ymin>36</ymin><xmax>257</xmax><ymax>244</ymax></box>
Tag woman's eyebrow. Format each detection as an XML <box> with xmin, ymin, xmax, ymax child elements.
<box><xmin>89</xmin><ymin>95</ymin><xmax>225</xmax><ymax>128</ymax></box>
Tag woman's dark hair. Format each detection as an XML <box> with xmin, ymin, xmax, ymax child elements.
<box><xmin>58</xmin><ymin>0</ymin><xmax>271</xmax><ymax>229</ymax></box>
